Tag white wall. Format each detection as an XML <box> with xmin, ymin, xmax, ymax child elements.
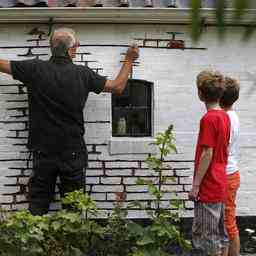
<box><xmin>0</xmin><ymin>23</ymin><xmax>255</xmax><ymax>217</ymax></box>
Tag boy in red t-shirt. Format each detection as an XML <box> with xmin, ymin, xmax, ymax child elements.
<box><xmin>189</xmin><ymin>70</ymin><xmax>231</xmax><ymax>256</ymax></box>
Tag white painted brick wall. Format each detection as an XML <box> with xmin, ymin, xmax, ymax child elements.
<box><xmin>0</xmin><ymin>23</ymin><xmax>255</xmax><ymax>218</ymax></box>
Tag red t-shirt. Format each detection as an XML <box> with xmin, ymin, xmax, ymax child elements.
<box><xmin>194</xmin><ymin>109</ymin><xmax>230</xmax><ymax>203</ymax></box>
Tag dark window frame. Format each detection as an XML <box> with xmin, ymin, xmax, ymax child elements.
<box><xmin>112</xmin><ymin>79</ymin><xmax>153</xmax><ymax>137</ymax></box>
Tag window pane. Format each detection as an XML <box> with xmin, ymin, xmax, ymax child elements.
<box><xmin>130</xmin><ymin>81</ymin><xmax>150</xmax><ymax>107</ymax></box>
<box><xmin>112</xmin><ymin>79</ymin><xmax>152</xmax><ymax>137</ymax></box>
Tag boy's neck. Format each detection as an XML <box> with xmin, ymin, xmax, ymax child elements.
<box><xmin>205</xmin><ymin>102</ymin><xmax>221</xmax><ymax>111</ymax></box>
<box><xmin>222</xmin><ymin>106</ymin><xmax>233</xmax><ymax>112</ymax></box>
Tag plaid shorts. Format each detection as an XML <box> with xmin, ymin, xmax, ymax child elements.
<box><xmin>192</xmin><ymin>202</ymin><xmax>229</xmax><ymax>256</ymax></box>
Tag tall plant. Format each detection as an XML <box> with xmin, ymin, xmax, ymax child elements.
<box><xmin>128</xmin><ymin>125</ymin><xmax>191</xmax><ymax>256</ymax></box>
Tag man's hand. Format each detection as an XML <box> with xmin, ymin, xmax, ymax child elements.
<box><xmin>104</xmin><ymin>44</ymin><xmax>139</xmax><ymax>94</ymax></box>
<box><xmin>125</xmin><ymin>44</ymin><xmax>139</xmax><ymax>62</ymax></box>
<box><xmin>189</xmin><ymin>185</ymin><xmax>200</xmax><ymax>201</ymax></box>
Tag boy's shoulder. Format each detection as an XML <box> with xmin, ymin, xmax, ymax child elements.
<box><xmin>201</xmin><ymin>109</ymin><xmax>228</xmax><ymax>122</ymax></box>
<box><xmin>227</xmin><ymin>110</ymin><xmax>239</xmax><ymax>119</ymax></box>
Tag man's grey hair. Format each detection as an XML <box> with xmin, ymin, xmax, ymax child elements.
<box><xmin>50</xmin><ymin>28</ymin><xmax>77</xmax><ymax>57</ymax></box>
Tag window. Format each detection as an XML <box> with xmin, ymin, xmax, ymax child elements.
<box><xmin>112</xmin><ymin>79</ymin><xmax>153</xmax><ymax>137</ymax></box>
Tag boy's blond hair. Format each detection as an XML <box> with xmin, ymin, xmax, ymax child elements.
<box><xmin>197</xmin><ymin>70</ymin><xmax>225</xmax><ymax>102</ymax></box>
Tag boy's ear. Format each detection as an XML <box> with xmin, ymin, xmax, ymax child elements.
<box><xmin>197</xmin><ymin>89</ymin><xmax>204</xmax><ymax>101</ymax></box>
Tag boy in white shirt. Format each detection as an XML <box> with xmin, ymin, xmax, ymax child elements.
<box><xmin>220</xmin><ymin>77</ymin><xmax>240</xmax><ymax>256</ymax></box>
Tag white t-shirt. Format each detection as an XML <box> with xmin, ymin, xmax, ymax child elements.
<box><xmin>226</xmin><ymin>110</ymin><xmax>240</xmax><ymax>175</ymax></box>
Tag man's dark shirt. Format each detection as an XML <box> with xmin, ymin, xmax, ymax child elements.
<box><xmin>10</xmin><ymin>56</ymin><xmax>106</xmax><ymax>153</ymax></box>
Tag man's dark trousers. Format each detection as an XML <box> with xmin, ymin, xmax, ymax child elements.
<box><xmin>28</xmin><ymin>150</ymin><xmax>88</xmax><ymax>215</ymax></box>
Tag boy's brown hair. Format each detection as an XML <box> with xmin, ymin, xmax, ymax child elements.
<box><xmin>197</xmin><ymin>70</ymin><xmax>225</xmax><ymax>103</ymax></box>
<box><xmin>220</xmin><ymin>77</ymin><xmax>240</xmax><ymax>107</ymax></box>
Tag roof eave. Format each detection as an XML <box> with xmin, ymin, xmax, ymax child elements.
<box><xmin>0</xmin><ymin>7</ymin><xmax>255</xmax><ymax>25</ymax></box>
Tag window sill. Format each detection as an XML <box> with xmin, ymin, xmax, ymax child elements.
<box><xmin>109</xmin><ymin>137</ymin><xmax>157</xmax><ymax>155</ymax></box>
<box><xmin>0</xmin><ymin>8</ymin><xmax>255</xmax><ymax>25</ymax></box>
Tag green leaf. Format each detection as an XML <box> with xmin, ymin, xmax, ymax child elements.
<box><xmin>145</xmin><ymin>157</ymin><xmax>163</xmax><ymax>170</ymax></box>
<box><xmin>190</xmin><ymin>0</ymin><xmax>202</xmax><ymax>42</ymax></box>
<box><xmin>52</xmin><ymin>221</ymin><xmax>62</xmax><ymax>231</ymax></box>
<box><xmin>62</xmin><ymin>190</ymin><xmax>97</xmax><ymax>215</ymax></box>
<box><xmin>243</xmin><ymin>23</ymin><xmax>256</xmax><ymax>41</ymax></box>
<box><xmin>128</xmin><ymin>200</ymin><xmax>144</xmax><ymax>209</ymax></box>
<box><xmin>69</xmin><ymin>246</ymin><xmax>84</xmax><ymax>256</ymax></box>
<box><xmin>167</xmin><ymin>143</ymin><xmax>178</xmax><ymax>154</ymax></box>
<box><xmin>136</xmin><ymin>178</ymin><xmax>147</xmax><ymax>185</ymax></box>
<box><xmin>137</xmin><ymin>233</ymin><xmax>155</xmax><ymax>245</ymax></box>
<box><xmin>127</xmin><ymin>221</ymin><xmax>145</xmax><ymax>237</ymax></box>
<box><xmin>234</xmin><ymin>0</ymin><xmax>249</xmax><ymax>20</ymax></box>
<box><xmin>215</xmin><ymin>0</ymin><xmax>226</xmax><ymax>40</ymax></box>
<box><xmin>171</xmin><ymin>199</ymin><xmax>183</xmax><ymax>209</ymax></box>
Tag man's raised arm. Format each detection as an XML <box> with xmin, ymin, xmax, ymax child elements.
<box><xmin>0</xmin><ymin>60</ymin><xmax>11</xmax><ymax>75</ymax></box>
<box><xmin>103</xmin><ymin>44</ymin><xmax>139</xmax><ymax>95</ymax></box>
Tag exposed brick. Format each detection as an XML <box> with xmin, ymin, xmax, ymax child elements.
<box><xmin>86</xmin><ymin>177</ymin><xmax>100</xmax><ymax>184</ymax></box>
<box><xmin>0</xmin><ymin>168</ymin><xmax>22</xmax><ymax>177</ymax></box>
<box><xmin>123</xmin><ymin>177</ymin><xmax>158</xmax><ymax>185</ymax></box>
<box><xmin>24</xmin><ymin>169</ymin><xmax>32</xmax><ymax>176</ymax></box>
<box><xmin>96</xmin><ymin>202</ymin><xmax>115</xmax><ymax>209</ymax></box>
<box><xmin>0</xmin><ymin>176</ymin><xmax>17</xmax><ymax>185</ymax></box>
<box><xmin>92</xmin><ymin>185</ymin><xmax>123</xmax><ymax>193</ymax></box>
<box><xmin>87</xmin><ymin>161</ymin><xmax>103</xmax><ymax>169</ymax></box>
<box><xmin>17</xmin><ymin>131</ymin><xmax>28</xmax><ymax>137</ymax></box>
<box><xmin>86</xmin><ymin>145</ymin><xmax>94</xmax><ymax>152</ymax></box>
<box><xmin>126</xmin><ymin>193</ymin><xmax>153</xmax><ymax>201</ymax></box>
<box><xmin>140</xmin><ymin>162</ymin><xmax>174</xmax><ymax>169</ymax></box>
<box><xmin>100</xmin><ymin>177</ymin><xmax>121</xmax><ymax>184</ymax></box>
<box><xmin>162</xmin><ymin>170</ymin><xmax>175</xmax><ymax>176</ymax></box>
<box><xmin>0</xmin><ymin>195</ymin><xmax>13</xmax><ymax>203</ymax></box>
<box><xmin>86</xmin><ymin>169</ymin><xmax>104</xmax><ymax>176</ymax></box>
<box><xmin>134</xmin><ymin>169</ymin><xmax>157</xmax><ymax>176</ymax></box>
<box><xmin>105</xmin><ymin>161</ymin><xmax>139</xmax><ymax>169</ymax></box>
<box><xmin>126</xmin><ymin>185</ymin><xmax>148</xmax><ymax>192</ymax></box>
<box><xmin>17</xmin><ymin>177</ymin><xmax>29</xmax><ymax>185</ymax></box>
<box><xmin>184</xmin><ymin>185</ymin><xmax>192</xmax><ymax>192</ymax></box>
<box><xmin>0</xmin><ymin>186</ymin><xmax>20</xmax><ymax>194</ymax></box>
<box><xmin>93</xmin><ymin>210</ymin><xmax>112</xmax><ymax>219</ymax></box>
<box><xmin>175</xmin><ymin>169</ymin><xmax>192</xmax><ymax>177</ymax></box>
<box><xmin>154</xmin><ymin>201</ymin><xmax>181</xmax><ymax>209</ymax></box>
<box><xmin>0</xmin><ymin>152</ymin><xmax>26</xmax><ymax>160</ymax></box>
<box><xmin>15</xmin><ymin>194</ymin><xmax>27</xmax><ymax>202</ymax></box>
<box><xmin>105</xmin><ymin>169</ymin><xmax>133</xmax><ymax>176</ymax></box>
<box><xmin>179</xmin><ymin>177</ymin><xmax>192</xmax><ymax>185</ymax></box>
<box><xmin>180</xmin><ymin>209</ymin><xmax>194</xmax><ymax>218</ymax></box>
<box><xmin>90</xmin><ymin>193</ymin><xmax>106</xmax><ymax>201</ymax></box>
<box><xmin>88</xmin><ymin>154</ymin><xmax>102</xmax><ymax>161</ymax></box>
<box><xmin>164</xmin><ymin>177</ymin><xmax>178</xmax><ymax>185</ymax></box>
<box><xmin>184</xmin><ymin>200</ymin><xmax>194</xmax><ymax>209</ymax></box>
<box><xmin>161</xmin><ymin>185</ymin><xmax>184</xmax><ymax>192</ymax></box>
<box><xmin>0</xmin><ymin>205</ymin><xmax>11</xmax><ymax>210</ymax></box>
<box><xmin>161</xmin><ymin>192</ymin><xmax>188</xmax><ymax>200</ymax></box>
<box><xmin>127</xmin><ymin>210</ymin><xmax>148</xmax><ymax>219</ymax></box>
<box><xmin>49</xmin><ymin>202</ymin><xmax>61</xmax><ymax>211</ymax></box>
<box><xmin>12</xmin><ymin>203</ymin><xmax>29</xmax><ymax>210</ymax></box>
